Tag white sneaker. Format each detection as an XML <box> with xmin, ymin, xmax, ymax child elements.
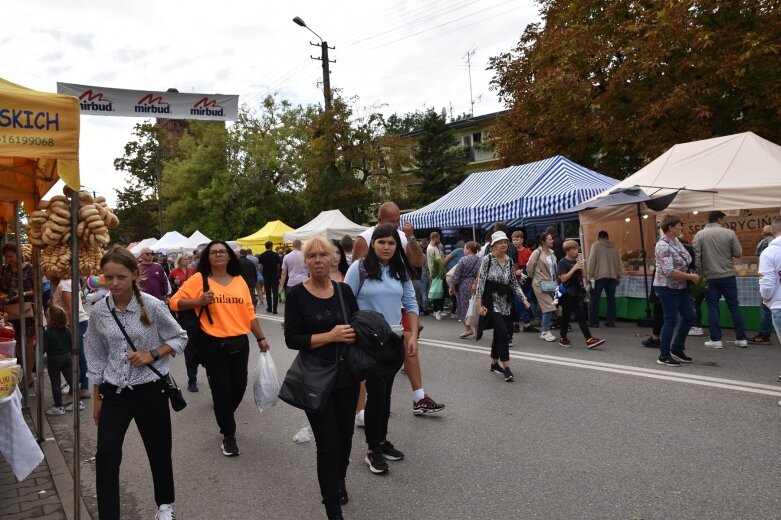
<box><xmin>45</xmin><ymin>406</ymin><xmax>65</xmax><ymax>416</ymax></box>
<box><xmin>688</xmin><ymin>327</ymin><xmax>704</xmax><ymax>336</ymax></box>
<box><xmin>435</xmin><ymin>311</ymin><xmax>442</xmax><ymax>320</ymax></box>
<box><xmin>704</xmin><ymin>340</ymin><xmax>723</xmax><ymax>349</ymax></box>
<box><xmin>155</xmin><ymin>503</ymin><xmax>175</xmax><ymax>520</ymax></box>
<box><xmin>65</xmin><ymin>400</ymin><xmax>85</xmax><ymax>412</ymax></box>
<box><xmin>354</xmin><ymin>409</ymin><xmax>365</xmax><ymax>428</ymax></box>
<box><xmin>540</xmin><ymin>331</ymin><xmax>556</xmax><ymax>342</ymax></box>
<box><xmin>734</xmin><ymin>339</ymin><xmax>748</xmax><ymax>348</ymax></box>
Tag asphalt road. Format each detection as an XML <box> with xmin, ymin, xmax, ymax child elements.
<box><xmin>48</xmin><ymin>308</ymin><xmax>781</xmax><ymax>520</ymax></box>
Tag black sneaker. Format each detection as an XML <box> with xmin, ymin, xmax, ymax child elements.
<box><xmin>656</xmin><ymin>356</ymin><xmax>681</xmax><ymax>367</ymax></box>
<box><xmin>523</xmin><ymin>325</ymin><xmax>539</xmax><ymax>333</ymax></box>
<box><xmin>338</xmin><ymin>479</ymin><xmax>348</xmax><ymax>506</ymax></box>
<box><xmin>187</xmin><ymin>381</ymin><xmax>198</xmax><ymax>393</ymax></box>
<box><xmin>412</xmin><ymin>395</ymin><xmax>445</xmax><ymax>415</ymax></box>
<box><xmin>221</xmin><ymin>434</ymin><xmax>240</xmax><ymax>457</ymax></box>
<box><xmin>671</xmin><ymin>350</ymin><xmax>693</xmax><ymax>363</ymax></box>
<box><xmin>490</xmin><ymin>363</ymin><xmax>504</xmax><ymax>374</ymax></box>
<box><xmin>503</xmin><ymin>367</ymin><xmax>514</xmax><ymax>382</ymax></box>
<box><xmin>642</xmin><ymin>337</ymin><xmax>660</xmax><ymax>348</ymax></box>
<box><xmin>365</xmin><ymin>450</ymin><xmax>389</xmax><ymax>474</ymax></box>
<box><xmin>380</xmin><ymin>440</ymin><xmax>405</xmax><ymax>461</ymax></box>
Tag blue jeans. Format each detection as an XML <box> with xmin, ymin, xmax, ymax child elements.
<box><xmin>589</xmin><ymin>278</ymin><xmax>616</xmax><ymax>326</ymax></box>
<box><xmin>705</xmin><ymin>276</ymin><xmax>746</xmax><ymax>341</ymax></box>
<box><xmin>758</xmin><ymin>302</ymin><xmax>773</xmax><ymax>338</ymax></box>
<box><xmin>655</xmin><ymin>286</ymin><xmax>696</xmax><ymax>358</ymax></box>
<box><xmin>541</xmin><ymin>311</ymin><xmax>554</xmax><ymax>332</ymax></box>
<box><xmin>525</xmin><ymin>287</ymin><xmax>539</xmax><ymax>320</ymax></box>
<box><xmin>420</xmin><ymin>272</ymin><xmax>430</xmax><ymax>312</ymax></box>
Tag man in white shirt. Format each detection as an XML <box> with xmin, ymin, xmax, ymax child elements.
<box><xmin>757</xmin><ymin>215</ymin><xmax>781</xmax><ymax>402</ymax></box>
<box><xmin>279</xmin><ymin>240</ymin><xmax>308</xmax><ymax>290</ymax></box>
<box><xmin>352</xmin><ymin>202</ymin><xmax>445</xmax><ymax>418</ymax></box>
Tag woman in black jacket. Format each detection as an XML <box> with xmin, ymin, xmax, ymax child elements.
<box><xmin>284</xmin><ymin>235</ymin><xmax>360</xmax><ymax>520</ymax></box>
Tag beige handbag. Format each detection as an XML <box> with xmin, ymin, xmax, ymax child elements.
<box><xmin>4</xmin><ymin>302</ymin><xmax>34</xmax><ymax>320</ymax></box>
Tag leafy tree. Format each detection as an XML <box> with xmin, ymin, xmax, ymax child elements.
<box><xmin>489</xmin><ymin>0</ymin><xmax>781</xmax><ymax>178</ymax></box>
<box><xmin>112</xmin><ymin>122</ymin><xmax>169</xmax><ymax>242</ymax></box>
<box><xmin>413</xmin><ymin>109</ymin><xmax>467</xmax><ymax>205</ymax></box>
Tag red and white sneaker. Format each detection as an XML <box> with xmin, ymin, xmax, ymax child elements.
<box><xmin>412</xmin><ymin>395</ymin><xmax>445</xmax><ymax>415</ymax></box>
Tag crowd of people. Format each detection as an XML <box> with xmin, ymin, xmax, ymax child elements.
<box><xmin>6</xmin><ymin>198</ymin><xmax>780</xmax><ymax>519</ymax></box>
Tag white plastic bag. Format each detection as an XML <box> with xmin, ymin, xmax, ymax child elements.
<box><xmin>253</xmin><ymin>351</ymin><xmax>280</xmax><ymax>413</ymax></box>
<box><xmin>465</xmin><ymin>295</ymin><xmax>479</xmax><ymax>327</ymax></box>
<box><xmin>293</xmin><ymin>427</ymin><xmax>311</xmax><ymax>443</ymax></box>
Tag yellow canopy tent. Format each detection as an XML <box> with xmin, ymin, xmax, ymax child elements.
<box><xmin>237</xmin><ymin>220</ymin><xmax>294</xmax><ymax>251</ymax></box>
<box><xmin>0</xmin><ymin>78</ymin><xmax>80</xmax><ymax>209</ymax></box>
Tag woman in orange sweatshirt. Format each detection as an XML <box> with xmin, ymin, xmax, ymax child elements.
<box><xmin>170</xmin><ymin>240</ymin><xmax>270</xmax><ymax>458</ymax></box>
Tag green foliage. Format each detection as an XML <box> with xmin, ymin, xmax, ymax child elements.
<box><xmin>414</xmin><ymin>109</ymin><xmax>468</xmax><ymax>205</ymax></box>
<box><xmin>489</xmin><ymin>0</ymin><xmax>781</xmax><ymax>178</ymax></box>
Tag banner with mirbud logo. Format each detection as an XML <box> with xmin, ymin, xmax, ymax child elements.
<box><xmin>57</xmin><ymin>83</ymin><xmax>238</xmax><ymax>121</ymax></box>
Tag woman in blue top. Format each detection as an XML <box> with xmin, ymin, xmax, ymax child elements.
<box><xmin>344</xmin><ymin>224</ymin><xmax>419</xmax><ymax>476</ymax></box>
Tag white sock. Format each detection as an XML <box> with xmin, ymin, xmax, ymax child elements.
<box><xmin>413</xmin><ymin>388</ymin><xmax>425</xmax><ymax>402</ymax></box>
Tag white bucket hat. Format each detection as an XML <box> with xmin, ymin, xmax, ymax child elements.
<box><xmin>490</xmin><ymin>230</ymin><xmax>509</xmax><ymax>244</ymax></box>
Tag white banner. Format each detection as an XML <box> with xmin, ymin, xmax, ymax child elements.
<box><xmin>56</xmin><ymin>83</ymin><xmax>239</xmax><ymax>121</ymax></box>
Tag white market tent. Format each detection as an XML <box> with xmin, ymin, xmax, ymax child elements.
<box><xmin>129</xmin><ymin>237</ymin><xmax>158</xmax><ymax>255</ymax></box>
<box><xmin>283</xmin><ymin>209</ymin><xmax>367</xmax><ymax>241</ymax></box>
<box><xmin>150</xmin><ymin>230</ymin><xmax>189</xmax><ymax>253</ymax></box>
<box><xmin>183</xmin><ymin>230</ymin><xmax>211</xmax><ymax>251</ymax></box>
<box><xmin>402</xmin><ymin>156</ymin><xmax>617</xmax><ymax>229</ymax></box>
<box><xmin>579</xmin><ymin>132</ymin><xmax>781</xmax><ymax>223</ymax></box>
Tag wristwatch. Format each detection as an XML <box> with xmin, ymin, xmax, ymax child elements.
<box><xmin>149</xmin><ymin>349</ymin><xmax>160</xmax><ymax>362</ymax></box>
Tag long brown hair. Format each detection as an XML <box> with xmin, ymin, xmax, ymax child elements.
<box><xmin>100</xmin><ymin>246</ymin><xmax>151</xmax><ymax>326</ymax></box>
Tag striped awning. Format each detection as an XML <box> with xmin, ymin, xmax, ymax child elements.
<box><xmin>402</xmin><ymin>156</ymin><xmax>618</xmax><ymax>229</ymax></box>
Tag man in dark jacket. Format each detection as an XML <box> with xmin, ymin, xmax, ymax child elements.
<box><xmin>238</xmin><ymin>249</ymin><xmax>258</xmax><ymax>308</ymax></box>
<box><xmin>258</xmin><ymin>241</ymin><xmax>281</xmax><ymax>314</ymax></box>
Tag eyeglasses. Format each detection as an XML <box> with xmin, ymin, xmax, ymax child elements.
<box><xmin>209</xmin><ymin>249</ymin><xmax>228</xmax><ymax>256</ymax></box>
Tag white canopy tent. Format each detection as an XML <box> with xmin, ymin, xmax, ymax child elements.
<box><xmin>580</xmin><ymin>132</ymin><xmax>781</xmax><ymax>223</ymax></box>
<box><xmin>150</xmin><ymin>231</ymin><xmax>189</xmax><ymax>253</ymax></box>
<box><xmin>129</xmin><ymin>237</ymin><xmax>158</xmax><ymax>256</ymax></box>
<box><xmin>283</xmin><ymin>209</ymin><xmax>367</xmax><ymax>242</ymax></box>
<box><xmin>183</xmin><ymin>230</ymin><xmax>211</xmax><ymax>251</ymax></box>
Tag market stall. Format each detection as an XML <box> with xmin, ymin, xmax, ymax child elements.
<box><xmin>580</xmin><ymin>132</ymin><xmax>781</xmax><ymax>328</ymax></box>
<box><xmin>0</xmin><ymin>77</ymin><xmax>81</xmax><ymax>484</ymax></box>
<box><xmin>237</xmin><ymin>220</ymin><xmax>293</xmax><ymax>250</ymax></box>
<box><xmin>283</xmin><ymin>210</ymin><xmax>366</xmax><ymax>241</ymax></box>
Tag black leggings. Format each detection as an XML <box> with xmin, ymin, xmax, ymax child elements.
<box><xmin>490</xmin><ymin>312</ymin><xmax>512</xmax><ymax>362</ymax></box>
<box><xmin>198</xmin><ymin>334</ymin><xmax>250</xmax><ymax>436</ymax></box>
<box><xmin>305</xmin><ymin>383</ymin><xmax>360</xmax><ymax>507</ymax></box>
<box><xmin>46</xmin><ymin>357</ymin><xmax>72</xmax><ymax>407</ymax></box>
<box><xmin>364</xmin><ymin>370</ymin><xmax>397</xmax><ymax>451</ymax></box>
<box><xmin>96</xmin><ymin>381</ymin><xmax>174</xmax><ymax>520</ymax></box>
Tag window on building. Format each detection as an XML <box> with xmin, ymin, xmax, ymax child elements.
<box><xmin>472</xmin><ymin>132</ymin><xmax>482</xmax><ymax>144</ymax></box>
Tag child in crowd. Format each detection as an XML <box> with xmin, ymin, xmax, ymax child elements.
<box><xmin>43</xmin><ymin>305</ymin><xmax>81</xmax><ymax>415</ymax></box>
<box><xmin>557</xmin><ymin>241</ymin><xmax>605</xmax><ymax>349</ymax></box>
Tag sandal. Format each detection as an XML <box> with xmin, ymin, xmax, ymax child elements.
<box><xmin>459</xmin><ymin>331</ymin><xmax>474</xmax><ymax>339</ymax></box>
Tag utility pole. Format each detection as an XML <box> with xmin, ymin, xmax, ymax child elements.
<box><xmin>464</xmin><ymin>46</ymin><xmax>477</xmax><ymax>116</ymax></box>
<box><xmin>310</xmin><ymin>41</ymin><xmax>335</xmax><ymax>111</ymax></box>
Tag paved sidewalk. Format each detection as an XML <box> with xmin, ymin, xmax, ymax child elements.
<box><xmin>0</xmin><ymin>396</ymin><xmax>91</xmax><ymax>520</ymax></box>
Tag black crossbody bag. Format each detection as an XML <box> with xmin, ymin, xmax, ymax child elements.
<box><xmin>108</xmin><ymin>301</ymin><xmax>187</xmax><ymax>412</ymax></box>
<box><xmin>278</xmin><ymin>282</ymin><xmax>347</xmax><ymax>414</ymax></box>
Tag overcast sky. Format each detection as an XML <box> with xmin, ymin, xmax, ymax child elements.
<box><xmin>3</xmin><ymin>0</ymin><xmax>539</xmax><ymax>206</ymax></box>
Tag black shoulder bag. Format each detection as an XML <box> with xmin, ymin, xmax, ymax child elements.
<box><xmin>108</xmin><ymin>300</ymin><xmax>187</xmax><ymax>412</ymax></box>
<box><xmin>177</xmin><ymin>274</ymin><xmax>213</xmax><ymax>367</ymax></box>
<box><xmin>278</xmin><ymin>282</ymin><xmax>347</xmax><ymax>414</ymax></box>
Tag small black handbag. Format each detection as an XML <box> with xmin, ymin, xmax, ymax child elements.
<box><xmin>278</xmin><ymin>283</ymin><xmax>347</xmax><ymax>414</ymax></box>
<box><xmin>108</xmin><ymin>301</ymin><xmax>187</xmax><ymax>412</ymax></box>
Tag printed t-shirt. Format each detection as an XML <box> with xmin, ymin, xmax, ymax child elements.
<box><xmin>169</xmin><ymin>273</ymin><xmax>255</xmax><ymax>337</ymax></box>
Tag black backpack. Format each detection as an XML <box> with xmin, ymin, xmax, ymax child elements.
<box><xmin>346</xmin><ymin>310</ymin><xmax>404</xmax><ymax>380</ymax></box>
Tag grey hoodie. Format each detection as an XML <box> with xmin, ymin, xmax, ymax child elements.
<box><xmin>587</xmin><ymin>240</ymin><xmax>622</xmax><ymax>281</ymax></box>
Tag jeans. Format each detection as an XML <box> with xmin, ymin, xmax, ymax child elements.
<box><xmin>78</xmin><ymin>320</ymin><xmax>89</xmax><ymax>389</ymax></box>
<box><xmin>420</xmin><ymin>272</ymin><xmax>430</xmax><ymax>312</ymax></box>
<box><xmin>305</xmin><ymin>383</ymin><xmax>360</xmax><ymax>508</ymax></box>
<box><xmin>561</xmin><ymin>293</ymin><xmax>591</xmax><ymax>340</ymax></box>
<box><xmin>364</xmin><ymin>370</ymin><xmax>397</xmax><ymax>451</ymax></box>
<box><xmin>655</xmin><ymin>286</ymin><xmax>696</xmax><ymax>358</ymax></box>
<box><xmin>758</xmin><ymin>302</ymin><xmax>773</xmax><ymax>338</ymax></box>
<box><xmin>263</xmin><ymin>277</ymin><xmax>279</xmax><ymax>312</ymax></box>
<box><xmin>589</xmin><ymin>278</ymin><xmax>616</xmax><ymax>326</ymax></box>
<box><xmin>693</xmin><ymin>292</ymin><xmax>706</xmax><ymax>327</ymax></box>
<box><xmin>525</xmin><ymin>287</ymin><xmax>539</xmax><ymax>320</ymax></box>
<box><xmin>541</xmin><ymin>311</ymin><xmax>553</xmax><ymax>331</ymax></box>
<box><xmin>96</xmin><ymin>380</ymin><xmax>174</xmax><ymax>520</ymax></box>
<box><xmin>705</xmin><ymin>276</ymin><xmax>746</xmax><ymax>341</ymax></box>
<box><xmin>489</xmin><ymin>312</ymin><xmax>512</xmax><ymax>362</ymax></box>
<box><xmin>46</xmin><ymin>356</ymin><xmax>72</xmax><ymax>407</ymax></box>
<box><xmin>199</xmin><ymin>334</ymin><xmax>250</xmax><ymax>436</ymax></box>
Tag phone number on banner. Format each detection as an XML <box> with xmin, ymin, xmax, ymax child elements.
<box><xmin>0</xmin><ymin>134</ymin><xmax>56</xmax><ymax>146</ymax></box>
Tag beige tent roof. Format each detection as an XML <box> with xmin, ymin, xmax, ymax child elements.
<box><xmin>580</xmin><ymin>132</ymin><xmax>781</xmax><ymax>223</ymax></box>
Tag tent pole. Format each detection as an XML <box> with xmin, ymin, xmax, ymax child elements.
<box><xmin>32</xmin><ymin>247</ymin><xmax>44</xmax><ymax>442</ymax></box>
<box><xmin>14</xmin><ymin>202</ymin><xmax>31</xmax><ymax>412</ymax></box>
<box><xmin>70</xmin><ymin>190</ymin><xmax>81</xmax><ymax>520</ymax></box>
<box><xmin>637</xmin><ymin>203</ymin><xmax>651</xmax><ymax>320</ymax></box>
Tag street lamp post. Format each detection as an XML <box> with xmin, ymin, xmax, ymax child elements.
<box><xmin>292</xmin><ymin>16</ymin><xmax>334</xmax><ymax>111</ymax></box>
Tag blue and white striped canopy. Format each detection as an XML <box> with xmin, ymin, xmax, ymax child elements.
<box><xmin>402</xmin><ymin>156</ymin><xmax>617</xmax><ymax>229</ymax></box>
